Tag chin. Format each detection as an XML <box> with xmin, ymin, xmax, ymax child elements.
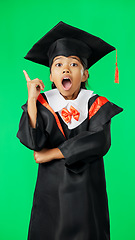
<box><xmin>61</xmin><ymin>88</ymin><xmax>73</xmax><ymax>95</ymax></box>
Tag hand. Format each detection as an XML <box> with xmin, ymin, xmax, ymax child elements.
<box><xmin>34</xmin><ymin>148</ymin><xmax>65</xmax><ymax>164</ymax></box>
<box><xmin>23</xmin><ymin>70</ymin><xmax>45</xmax><ymax>100</ymax></box>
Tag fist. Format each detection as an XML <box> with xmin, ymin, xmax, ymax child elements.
<box><xmin>23</xmin><ymin>70</ymin><xmax>45</xmax><ymax>100</ymax></box>
<box><xmin>34</xmin><ymin>148</ymin><xmax>54</xmax><ymax>164</ymax></box>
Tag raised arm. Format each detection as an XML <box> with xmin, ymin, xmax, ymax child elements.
<box><xmin>17</xmin><ymin>70</ymin><xmax>48</xmax><ymax>151</ymax></box>
<box><xmin>23</xmin><ymin>70</ymin><xmax>45</xmax><ymax>128</ymax></box>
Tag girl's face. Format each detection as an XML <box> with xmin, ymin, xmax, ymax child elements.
<box><xmin>50</xmin><ymin>55</ymin><xmax>89</xmax><ymax>100</ymax></box>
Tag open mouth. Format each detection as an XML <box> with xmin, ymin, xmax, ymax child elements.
<box><xmin>62</xmin><ymin>78</ymin><xmax>72</xmax><ymax>91</ymax></box>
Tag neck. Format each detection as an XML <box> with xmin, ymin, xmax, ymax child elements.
<box><xmin>61</xmin><ymin>88</ymin><xmax>81</xmax><ymax>100</ymax></box>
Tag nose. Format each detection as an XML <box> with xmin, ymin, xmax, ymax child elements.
<box><xmin>63</xmin><ymin>69</ymin><xmax>70</xmax><ymax>73</ymax></box>
<box><xmin>62</xmin><ymin>62</ymin><xmax>71</xmax><ymax>73</ymax></box>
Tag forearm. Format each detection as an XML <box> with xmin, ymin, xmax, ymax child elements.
<box><xmin>34</xmin><ymin>147</ymin><xmax>65</xmax><ymax>164</ymax></box>
<box><xmin>28</xmin><ymin>97</ymin><xmax>37</xmax><ymax>128</ymax></box>
<box><xmin>53</xmin><ymin>148</ymin><xmax>65</xmax><ymax>159</ymax></box>
<box><xmin>48</xmin><ymin>148</ymin><xmax>65</xmax><ymax>160</ymax></box>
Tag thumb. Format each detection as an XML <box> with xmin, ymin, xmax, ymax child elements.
<box><xmin>23</xmin><ymin>70</ymin><xmax>31</xmax><ymax>82</ymax></box>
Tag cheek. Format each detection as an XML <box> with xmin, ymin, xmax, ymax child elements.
<box><xmin>74</xmin><ymin>69</ymin><xmax>84</xmax><ymax>79</ymax></box>
<box><xmin>80</xmin><ymin>68</ymin><xmax>84</xmax><ymax>76</ymax></box>
<box><xmin>51</xmin><ymin>68</ymin><xmax>60</xmax><ymax>77</ymax></box>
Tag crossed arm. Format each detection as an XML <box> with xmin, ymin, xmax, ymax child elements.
<box><xmin>34</xmin><ymin>147</ymin><xmax>64</xmax><ymax>163</ymax></box>
<box><xmin>17</xmin><ymin>100</ymin><xmax>111</xmax><ymax>169</ymax></box>
<box><xmin>33</xmin><ymin>120</ymin><xmax>111</xmax><ymax>171</ymax></box>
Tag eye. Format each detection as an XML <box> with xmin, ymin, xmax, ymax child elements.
<box><xmin>71</xmin><ymin>63</ymin><xmax>78</xmax><ymax>66</ymax></box>
<box><xmin>55</xmin><ymin>63</ymin><xmax>62</xmax><ymax>67</ymax></box>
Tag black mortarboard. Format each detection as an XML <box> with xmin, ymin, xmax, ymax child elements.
<box><xmin>24</xmin><ymin>21</ymin><xmax>119</xmax><ymax>83</ymax></box>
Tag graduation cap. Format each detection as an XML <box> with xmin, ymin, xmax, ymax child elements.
<box><xmin>24</xmin><ymin>21</ymin><xmax>119</xmax><ymax>83</ymax></box>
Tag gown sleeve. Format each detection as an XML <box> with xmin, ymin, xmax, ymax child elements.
<box><xmin>58</xmin><ymin>96</ymin><xmax>123</xmax><ymax>174</ymax></box>
<box><xmin>16</xmin><ymin>101</ymin><xmax>49</xmax><ymax>151</ymax></box>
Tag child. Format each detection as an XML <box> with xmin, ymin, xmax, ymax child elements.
<box><xmin>17</xmin><ymin>21</ymin><xmax>123</xmax><ymax>240</ymax></box>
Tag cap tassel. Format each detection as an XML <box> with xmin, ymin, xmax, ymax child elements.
<box><xmin>115</xmin><ymin>49</ymin><xmax>119</xmax><ymax>83</ymax></box>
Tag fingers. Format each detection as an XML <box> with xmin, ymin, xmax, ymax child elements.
<box><xmin>34</xmin><ymin>152</ymin><xmax>41</xmax><ymax>164</ymax></box>
<box><xmin>34</xmin><ymin>151</ymin><xmax>38</xmax><ymax>162</ymax></box>
<box><xmin>34</xmin><ymin>151</ymin><xmax>37</xmax><ymax>157</ymax></box>
<box><xmin>23</xmin><ymin>70</ymin><xmax>45</xmax><ymax>90</ymax></box>
<box><xmin>23</xmin><ymin>70</ymin><xmax>31</xmax><ymax>82</ymax></box>
<box><xmin>35</xmin><ymin>79</ymin><xmax>45</xmax><ymax>90</ymax></box>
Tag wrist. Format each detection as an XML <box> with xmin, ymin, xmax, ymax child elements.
<box><xmin>52</xmin><ymin>148</ymin><xmax>64</xmax><ymax>159</ymax></box>
<box><xmin>28</xmin><ymin>97</ymin><xmax>37</xmax><ymax>102</ymax></box>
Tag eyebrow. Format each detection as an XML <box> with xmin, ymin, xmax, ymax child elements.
<box><xmin>53</xmin><ymin>57</ymin><xmax>81</xmax><ymax>63</ymax></box>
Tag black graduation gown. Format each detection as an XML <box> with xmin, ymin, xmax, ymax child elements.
<box><xmin>17</xmin><ymin>92</ymin><xmax>123</xmax><ymax>240</ymax></box>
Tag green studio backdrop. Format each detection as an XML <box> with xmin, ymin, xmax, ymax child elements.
<box><xmin>0</xmin><ymin>0</ymin><xmax>134</xmax><ymax>239</ymax></box>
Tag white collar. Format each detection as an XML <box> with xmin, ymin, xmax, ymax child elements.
<box><xmin>43</xmin><ymin>88</ymin><xmax>95</xmax><ymax>129</ymax></box>
<box><xmin>44</xmin><ymin>88</ymin><xmax>95</xmax><ymax>113</ymax></box>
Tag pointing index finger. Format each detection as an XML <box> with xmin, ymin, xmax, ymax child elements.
<box><xmin>23</xmin><ymin>70</ymin><xmax>31</xmax><ymax>82</ymax></box>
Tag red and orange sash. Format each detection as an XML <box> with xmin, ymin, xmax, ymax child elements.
<box><xmin>37</xmin><ymin>94</ymin><xmax>109</xmax><ymax>138</ymax></box>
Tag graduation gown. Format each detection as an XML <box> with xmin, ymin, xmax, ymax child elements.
<box><xmin>17</xmin><ymin>88</ymin><xmax>123</xmax><ymax>240</ymax></box>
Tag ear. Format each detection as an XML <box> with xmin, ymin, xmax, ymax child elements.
<box><xmin>50</xmin><ymin>73</ymin><xmax>53</xmax><ymax>82</ymax></box>
<box><xmin>81</xmin><ymin>69</ymin><xmax>89</xmax><ymax>82</ymax></box>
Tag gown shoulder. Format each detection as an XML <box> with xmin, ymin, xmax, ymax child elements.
<box><xmin>88</xmin><ymin>93</ymin><xmax>123</xmax><ymax>133</ymax></box>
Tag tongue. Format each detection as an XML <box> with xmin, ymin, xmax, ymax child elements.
<box><xmin>62</xmin><ymin>79</ymin><xmax>72</xmax><ymax>90</ymax></box>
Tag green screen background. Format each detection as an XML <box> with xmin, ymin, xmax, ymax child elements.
<box><xmin>0</xmin><ymin>0</ymin><xmax>134</xmax><ymax>239</ymax></box>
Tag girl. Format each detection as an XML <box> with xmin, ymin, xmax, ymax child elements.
<box><xmin>17</xmin><ymin>21</ymin><xmax>123</xmax><ymax>240</ymax></box>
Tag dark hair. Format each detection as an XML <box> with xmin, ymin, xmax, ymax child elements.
<box><xmin>50</xmin><ymin>58</ymin><xmax>89</xmax><ymax>89</ymax></box>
